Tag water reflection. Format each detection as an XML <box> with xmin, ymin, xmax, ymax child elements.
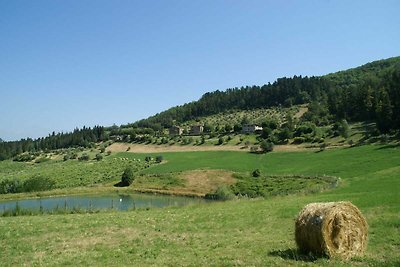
<box><xmin>0</xmin><ymin>193</ymin><xmax>209</xmax><ymax>213</ymax></box>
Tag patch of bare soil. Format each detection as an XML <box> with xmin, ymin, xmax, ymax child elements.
<box><xmin>135</xmin><ymin>170</ymin><xmax>236</xmax><ymax>197</ymax></box>
<box><xmin>294</xmin><ymin>104</ymin><xmax>309</xmax><ymax>119</ymax></box>
<box><xmin>179</xmin><ymin>170</ymin><xmax>236</xmax><ymax>195</ymax></box>
<box><xmin>107</xmin><ymin>142</ymin><xmax>308</xmax><ymax>153</ymax></box>
<box><xmin>107</xmin><ymin>143</ymin><xmax>245</xmax><ymax>153</ymax></box>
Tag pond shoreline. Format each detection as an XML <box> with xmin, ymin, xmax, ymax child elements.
<box><xmin>0</xmin><ymin>191</ymin><xmax>211</xmax><ymax>216</ymax></box>
<box><xmin>0</xmin><ymin>183</ymin><xmax>206</xmax><ymax>202</ymax></box>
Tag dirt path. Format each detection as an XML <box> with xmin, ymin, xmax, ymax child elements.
<box><xmin>107</xmin><ymin>142</ymin><xmax>309</xmax><ymax>153</ymax></box>
<box><xmin>294</xmin><ymin>104</ymin><xmax>309</xmax><ymax>119</ymax></box>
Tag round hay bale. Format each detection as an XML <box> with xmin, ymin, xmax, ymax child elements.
<box><xmin>295</xmin><ymin>201</ymin><xmax>368</xmax><ymax>259</ymax></box>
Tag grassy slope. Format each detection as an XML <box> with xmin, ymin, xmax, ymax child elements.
<box><xmin>0</xmin><ymin>145</ymin><xmax>399</xmax><ymax>266</ymax></box>
<box><xmin>131</xmin><ymin>145</ymin><xmax>399</xmax><ymax>210</ymax></box>
<box><xmin>0</xmin><ymin>154</ymin><xmax>153</xmax><ymax>189</ymax></box>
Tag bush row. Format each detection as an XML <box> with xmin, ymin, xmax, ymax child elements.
<box><xmin>0</xmin><ymin>176</ymin><xmax>55</xmax><ymax>194</ymax></box>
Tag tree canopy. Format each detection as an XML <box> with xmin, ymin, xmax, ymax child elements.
<box><xmin>0</xmin><ymin>126</ymin><xmax>105</xmax><ymax>160</ymax></box>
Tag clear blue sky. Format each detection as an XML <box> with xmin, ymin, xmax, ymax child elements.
<box><xmin>1</xmin><ymin>0</ymin><xmax>399</xmax><ymax>141</ymax></box>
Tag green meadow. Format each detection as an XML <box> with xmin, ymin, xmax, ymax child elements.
<box><xmin>0</xmin><ymin>145</ymin><xmax>399</xmax><ymax>266</ymax></box>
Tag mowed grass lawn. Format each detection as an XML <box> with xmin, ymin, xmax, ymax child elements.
<box><xmin>0</xmin><ymin>145</ymin><xmax>399</xmax><ymax>266</ymax></box>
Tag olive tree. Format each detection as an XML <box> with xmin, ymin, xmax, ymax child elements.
<box><xmin>121</xmin><ymin>166</ymin><xmax>135</xmax><ymax>186</ymax></box>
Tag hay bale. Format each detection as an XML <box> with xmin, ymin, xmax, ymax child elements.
<box><xmin>295</xmin><ymin>201</ymin><xmax>368</xmax><ymax>259</ymax></box>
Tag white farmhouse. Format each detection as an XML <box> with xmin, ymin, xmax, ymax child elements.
<box><xmin>242</xmin><ymin>124</ymin><xmax>263</xmax><ymax>134</ymax></box>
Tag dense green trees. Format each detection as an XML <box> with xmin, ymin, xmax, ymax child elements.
<box><xmin>0</xmin><ymin>126</ymin><xmax>105</xmax><ymax>160</ymax></box>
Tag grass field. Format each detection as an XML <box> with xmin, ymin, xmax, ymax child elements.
<box><xmin>0</xmin><ymin>153</ymin><xmax>153</xmax><ymax>189</ymax></box>
<box><xmin>0</xmin><ymin>144</ymin><xmax>399</xmax><ymax>266</ymax></box>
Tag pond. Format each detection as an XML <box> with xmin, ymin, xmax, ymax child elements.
<box><xmin>0</xmin><ymin>193</ymin><xmax>210</xmax><ymax>214</ymax></box>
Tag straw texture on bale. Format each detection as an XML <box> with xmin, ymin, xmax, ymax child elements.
<box><xmin>295</xmin><ymin>201</ymin><xmax>368</xmax><ymax>259</ymax></box>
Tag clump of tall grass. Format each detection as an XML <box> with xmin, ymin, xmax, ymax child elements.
<box><xmin>205</xmin><ymin>174</ymin><xmax>339</xmax><ymax>200</ymax></box>
<box><xmin>0</xmin><ymin>203</ymin><xmax>111</xmax><ymax>217</ymax></box>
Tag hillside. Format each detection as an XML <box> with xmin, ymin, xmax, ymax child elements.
<box><xmin>1</xmin><ymin>57</ymin><xmax>399</xmax><ymax>161</ymax></box>
<box><xmin>134</xmin><ymin>56</ymin><xmax>400</xmax><ymax>131</ymax></box>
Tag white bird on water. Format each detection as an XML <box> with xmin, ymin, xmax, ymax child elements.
<box><xmin>119</xmin><ymin>198</ymin><xmax>122</xmax><ymax>202</ymax></box>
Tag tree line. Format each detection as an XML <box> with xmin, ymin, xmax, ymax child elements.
<box><xmin>0</xmin><ymin>126</ymin><xmax>105</xmax><ymax>160</ymax></box>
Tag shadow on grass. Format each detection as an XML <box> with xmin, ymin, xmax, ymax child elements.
<box><xmin>114</xmin><ymin>181</ymin><xmax>128</xmax><ymax>187</ymax></box>
<box><xmin>268</xmin><ymin>248</ymin><xmax>321</xmax><ymax>262</ymax></box>
<box><xmin>376</xmin><ymin>143</ymin><xmax>400</xmax><ymax>150</ymax></box>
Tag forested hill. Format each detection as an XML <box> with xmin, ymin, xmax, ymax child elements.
<box><xmin>135</xmin><ymin>56</ymin><xmax>400</xmax><ymax>132</ymax></box>
<box><xmin>0</xmin><ymin>127</ymin><xmax>106</xmax><ymax>161</ymax></box>
<box><xmin>1</xmin><ymin>56</ymin><xmax>399</xmax><ymax>160</ymax></box>
<box><xmin>325</xmin><ymin>56</ymin><xmax>400</xmax><ymax>88</ymax></box>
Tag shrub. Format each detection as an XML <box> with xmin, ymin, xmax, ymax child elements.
<box><xmin>260</xmin><ymin>127</ymin><xmax>272</xmax><ymax>139</ymax></box>
<box><xmin>250</xmin><ymin>146</ymin><xmax>259</xmax><ymax>153</ymax></box>
<box><xmin>252</xmin><ymin>169</ymin><xmax>261</xmax><ymax>177</ymax></box>
<box><xmin>145</xmin><ymin>156</ymin><xmax>152</xmax><ymax>162</ymax></box>
<box><xmin>0</xmin><ymin>178</ymin><xmax>24</xmax><ymax>194</ymax></box>
<box><xmin>218</xmin><ymin>137</ymin><xmax>224</xmax><ymax>145</ymax></box>
<box><xmin>205</xmin><ymin>185</ymin><xmax>235</xmax><ymax>200</ymax></box>
<box><xmin>260</xmin><ymin>140</ymin><xmax>274</xmax><ymax>153</ymax></box>
<box><xmin>95</xmin><ymin>154</ymin><xmax>103</xmax><ymax>161</ymax></box>
<box><xmin>292</xmin><ymin>137</ymin><xmax>306</xmax><ymax>144</ymax></box>
<box><xmin>34</xmin><ymin>157</ymin><xmax>50</xmax><ymax>164</ymax></box>
<box><xmin>106</xmin><ymin>150</ymin><xmax>112</xmax><ymax>156</ymax></box>
<box><xmin>182</xmin><ymin>137</ymin><xmax>193</xmax><ymax>145</ymax></box>
<box><xmin>319</xmin><ymin>143</ymin><xmax>327</xmax><ymax>151</ymax></box>
<box><xmin>23</xmin><ymin>176</ymin><xmax>55</xmax><ymax>192</ymax></box>
<box><xmin>121</xmin><ymin>167</ymin><xmax>135</xmax><ymax>186</ymax></box>
<box><xmin>234</xmin><ymin>124</ymin><xmax>242</xmax><ymax>133</ymax></box>
<box><xmin>277</xmin><ymin>127</ymin><xmax>292</xmax><ymax>142</ymax></box>
<box><xmin>295</xmin><ymin>123</ymin><xmax>316</xmax><ymax>137</ymax></box>
<box><xmin>63</xmin><ymin>154</ymin><xmax>70</xmax><ymax>161</ymax></box>
<box><xmin>339</xmin><ymin>119</ymin><xmax>350</xmax><ymax>138</ymax></box>
<box><xmin>380</xmin><ymin>134</ymin><xmax>389</xmax><ymax>144</ymax></box>
<box><xmin>348</xmin><ymin>140</ymin><xmax>354</xmax><ymax>147</ymax></box>
<box><xmin>78</xmin><ymin>153</ymin><xmax>90</xmax><ymax>161</ymax></box>
<box><xmin>100</xmin><ymin>147</ymin><xmax>106</xmax><ymax>153</ymax></box>
<box><xmin>332</xmin><ymin>120</ymin><xmax>350</xmax><ymax>138</ymax></box>
<box><xmin>13</xmin><ymin>153</ymin><xmax>35</xmax><ymax>162</ymax></box>
<box><xmin>156</xmin><ymin>155</ymin><xmax>163</xmax><ymax>163</ymax></box>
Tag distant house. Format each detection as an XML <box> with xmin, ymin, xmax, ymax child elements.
<box><xmin>242</xmin><ymin>124</ymin><xmax>263</xmax><ymax>134</ymax></box>
<box><xmin>169</xmin><ymin>126</ymin><xmax>183</xmax><ymax>136</ymax></box>
<box><xmin>110</xmin><ymin>135</ymin><xmax>124</xmax><ymax>141</ymax></box>
<box><xmin>190</xmin><ymin>125</ymin><xmax>204</xmax><ymax>135</ymax></box>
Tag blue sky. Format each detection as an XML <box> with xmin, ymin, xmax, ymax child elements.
<box><xmin>1</xmin><ymin>0</ymin><xmax>399</xmax><ymax>141</ymax></box>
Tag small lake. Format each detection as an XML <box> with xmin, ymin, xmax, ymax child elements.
<box><xmin>0</xmin><ymin>193</ymin><xmax>210</xmax><ymax>214</ymax></box>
